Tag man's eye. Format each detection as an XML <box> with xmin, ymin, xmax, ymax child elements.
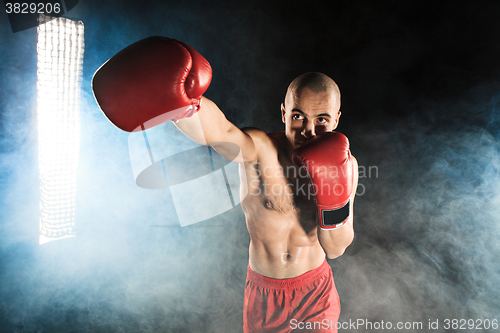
<box><xmin>292</xmin><ymin>114</ymin><xmax>303</xmax><ymax>120</ymax></box>
<box><xmin>317</xmin><ymin>117</ymin><xmax>327</xmax><ymax>124</ymax></box>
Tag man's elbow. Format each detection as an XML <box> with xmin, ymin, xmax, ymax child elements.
<box><xmin>324</xmin><ymin>231</ymin><xmax>354</xmax><ymax>259</ymax></box>
<box><xmin>326</xmin><ymin>249</ymin><xmax>345</xmax><ymax>260</ymax></box>
<box><xmin>325</xmin><ymin>244</ymin><xmax>350</xmax><ymax>259</ymax></box>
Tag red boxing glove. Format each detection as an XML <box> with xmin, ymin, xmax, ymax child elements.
<box><xmin>92</xmin><ymin>36</ymin><xmax>212</xmax><ymax>132</ymax></box>
<box><xmin>292</xmin><ymin>132</ymin><xmax>355</xmax><ymax>230</ymax></box>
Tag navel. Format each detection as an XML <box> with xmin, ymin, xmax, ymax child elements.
<box><xmin>284</xmin><ymin>249</ymin><xmax>292</xmax><ymax>261</ymax></box>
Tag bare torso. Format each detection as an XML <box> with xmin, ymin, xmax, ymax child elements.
<box><xmin>174</xmin><ymin>98</ymin><xmax>354</xmax><ymax>277</ymax></box>
<box><xmin>240</xmin><ymin>131</ymin><xmax>326</xmax><ymax>278</ymax></box>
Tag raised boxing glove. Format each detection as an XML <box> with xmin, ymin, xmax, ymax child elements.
<box><xmin>292</xmin><ymin>132</ymin><xmax>355</xmax><ymax>229</ymax></box>
<box><xmin>92</xmin><ymin>36</ymin><xmax>212</xmax><ymax>132</ymax></box>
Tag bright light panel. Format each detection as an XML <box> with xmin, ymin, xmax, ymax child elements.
<box><xmin>37</xmin><ymin>15</ymin><xmax>84</xmax><ymax>244</ymax></box>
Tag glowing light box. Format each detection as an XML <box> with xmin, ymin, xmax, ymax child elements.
<box><xmin>37</xmin><ymin>15</ymin><xmax>84</xmax><ymax>244</ymax></box>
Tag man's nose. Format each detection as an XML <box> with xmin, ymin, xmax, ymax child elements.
<box><xmin>301</xmin><ymin>119</ymin><xmax>315</xmax><ymax>138</ymax></box>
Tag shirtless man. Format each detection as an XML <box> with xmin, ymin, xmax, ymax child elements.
<box><xmin>93</xmin><ymin>37</ymin><xmax>358</xmax><ymax>333</ymax></box>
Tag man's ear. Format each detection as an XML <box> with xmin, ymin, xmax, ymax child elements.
<box><xmin>281</xmin><ymin>103</ymin><xmax>286</xmax><ymax>123</ymax></box>
<box><xmin>333</xmin><ymin>111</ymin><xmax>341</xmax><ymax>129</ymax></box>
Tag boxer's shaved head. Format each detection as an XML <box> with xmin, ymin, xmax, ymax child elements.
<box><xmin>284</xmin><ymin>72</ymin><xmax>341</xmax><ymax>109</ymax></box>
<box><xmin>281</xmin><ymin>72</ymin><xmax>342</xmax><ymax>150</ymax></box>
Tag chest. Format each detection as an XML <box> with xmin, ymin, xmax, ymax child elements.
<box><xmin>241</xmin><ymin>152</ymin><xmax>317</xmax><ymax>220</ymax></box>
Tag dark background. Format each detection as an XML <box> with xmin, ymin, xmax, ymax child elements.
<box><xmin>1</xmin><ymin>0</ymin><xmax>500</xmax><ymax>332</ymax></box>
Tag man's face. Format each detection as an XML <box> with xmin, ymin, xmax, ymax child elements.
<box><xmin>282</xmin><ymin>87</ymin><xmax>341</xmax><ymax>149</ymax></box>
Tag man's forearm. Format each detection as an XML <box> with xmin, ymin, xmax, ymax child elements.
<box><xmin>174</xmin><ymin>97</ymin><xmax>256</xmax><ymax>162</ymax></box>
<box><xmin>318</xmin><ymin>222</ymin><xmax>354</xmax><ymax>259</ymax></box>
<box><xmin>318</xmin><ymin>175</ymin><xmax>357</xmax><ymax>259</ymax></box>
<box><xmin>174</xmin><ymin>97</ymin><xmax>231</xmax><ymax>146</ymax></box>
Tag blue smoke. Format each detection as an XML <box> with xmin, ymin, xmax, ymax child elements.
<box><xmin>1</xmin><ymin>0</ymin><xmax>500</xmax><ymax>332</ymax></box>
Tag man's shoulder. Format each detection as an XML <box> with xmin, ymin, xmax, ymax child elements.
<box><xmin>241</xmin><ymin>128</ymin><xmax>283</xmax><ymax>158</ymax></box>
<box><xmin>241</xmin><ymin>128</ymin><xmax>283</xmax><ymax>144</ymax></box>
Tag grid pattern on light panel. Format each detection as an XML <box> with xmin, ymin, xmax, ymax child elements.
<box><xmin>37</xmin><ymin>15</ymin><xmax>84</xmax><ymax>245</ymax></box>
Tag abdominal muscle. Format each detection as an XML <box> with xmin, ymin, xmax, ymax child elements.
<box><xmin>242</xmin><ymin>192</ymin><xmax>326</xmax><ymax>279</ymax></box>
<box><xmin>239</xmin><ymin>131</ymin><xmax>326</xmax><ymax>279</ymax></box>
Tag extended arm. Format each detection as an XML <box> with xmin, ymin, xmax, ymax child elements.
<box><xmin>174</xmin><ymin>97</ymin><xmax>257</xmax><ymax>162</ymax></box>
<box><xmin>91</xmin><ymin>36</ymin><xmax>258</xmax><ymax>162</ymax></box>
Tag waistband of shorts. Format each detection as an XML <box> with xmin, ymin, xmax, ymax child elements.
<box><xmin>246</xmin><ymin>259</ymin><xmax>331</xmax><ymax>290</ymax></box>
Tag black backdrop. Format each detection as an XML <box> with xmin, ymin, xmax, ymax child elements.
<box><xmin>1</xmin><ymin>0</ymin><xmax>500</xmax><ymax>332</ymax></box>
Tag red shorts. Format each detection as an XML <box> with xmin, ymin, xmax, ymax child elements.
<box><xmin>243</xmin><ymin>259</ymin><xmax>340</xmax><ymax>333</ymax></box>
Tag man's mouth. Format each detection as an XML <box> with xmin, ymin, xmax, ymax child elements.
<box><xmin>296</xmin><ymin>137</ymin><xmax>309</xmax><ymax>146</ymax></box>
<box><xmin>295</xmin><ymin>140</ymin><xmax>306</xmax><ymax>148</ymax></box>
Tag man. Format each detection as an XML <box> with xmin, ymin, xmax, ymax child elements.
<box><xmin>93</xmin><ymin>37</ymin><xmax>358</xmax><ymax>333</ymax></box>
